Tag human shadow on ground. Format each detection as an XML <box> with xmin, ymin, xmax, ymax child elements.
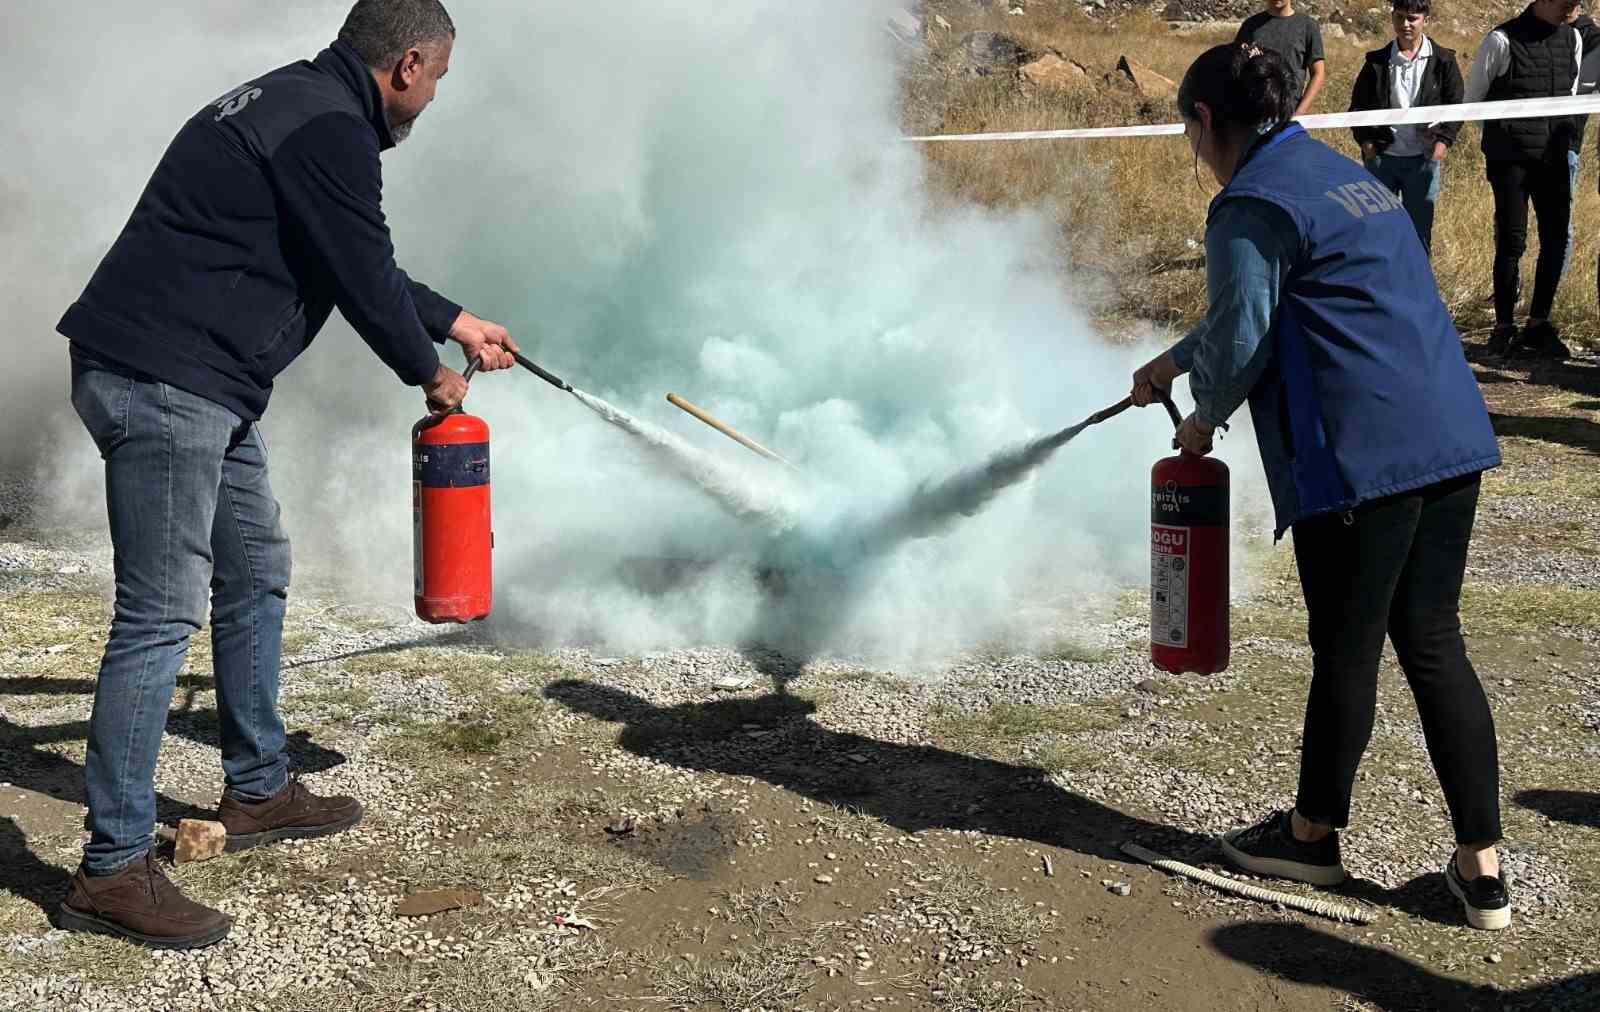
<box><xmin>0</xmin><ymin>674</ymin><xmax>346</xmax><ymax>917</ymax></box>
<box><xmin>1210</xmin><ymin>921</ymin><xmax>1600</xmax><ymax>1011</ymax></box>
<box><xmin>1488</xmin><ymin>412</ymin><xmax>1600</xmax><ymax>455</ymax></box>
<box><xmin>543</xmin><ymin>680</ymin><xmax>1208</xmax><ymax>862</ymax></box>
<box><xmin>1514</xmin><ymin>789</ymin><xmax>1600</xmax><ymax>830</ymax></box>
<box><xmin>0</xmin><ymin>818</ymin><xmax>70</xmax><ymax>926</ymax></box>
<box><xmin>541</xmin><ymin>680</ymin><xmax>1482</xmax><ymax>928</ymax></box>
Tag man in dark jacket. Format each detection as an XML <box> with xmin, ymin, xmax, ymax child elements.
<box><xmin>1349</xmin><ymin>0</ymin><xmax>1464</xmax><ymax>256</ymax></box>
<box><xmin>54</xmin><ymin>0</ymin><xmax>517</xmax><ymax>949</ymax></box>
<box><xmin>1466</xmin><ymin>0</ymin><xmax>1584</xmax><ymax>358</ymax></box>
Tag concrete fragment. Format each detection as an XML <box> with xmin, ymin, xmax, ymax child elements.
<box><xmin>174</xmin><ymin>819</ymin><xmax>227</xmax><ymax>864</ymax></box>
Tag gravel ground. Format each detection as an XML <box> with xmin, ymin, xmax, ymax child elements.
<box><xmin>3</xmin><ymin>404</ymin><xmax>1599</xmax><ymax>1012</ymax></box>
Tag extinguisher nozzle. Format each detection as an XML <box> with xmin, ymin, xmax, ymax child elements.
<box><xmin>512</xmin><ymin>352</ymin><xmax>574</xmax><ymax>392</ymax></box>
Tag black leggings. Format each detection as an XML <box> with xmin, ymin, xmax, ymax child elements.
<box><xmin>1486</xmin><ymin>158</ymin><xmax>1572</xmax><ymax>327</ymax></box>
<box><xmin>1290</xmin><ymin>474</ymin><xmax>1502</xmax><ymax>845</ymax></box>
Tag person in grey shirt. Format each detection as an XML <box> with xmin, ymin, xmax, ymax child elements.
<box><xmin>1235</xmin><ymin>0</ymin><xmax>1327</xmax><ymax>113</ymax></box>
<box><xmin>1348</xmin><ymin>0</ymin><xmax>1465</xmax><ymax>256</ymax></box>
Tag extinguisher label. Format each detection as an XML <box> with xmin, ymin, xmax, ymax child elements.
<box><xmin>1151</xmin><ymin>524</ymin><xmax>1190</xmax><ymax>648</ymax></box>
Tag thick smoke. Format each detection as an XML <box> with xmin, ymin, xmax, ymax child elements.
<box><xmin>7</xmin><ymin>1</ymin><xmax>1266</xmax><ymax>666</ymax></box>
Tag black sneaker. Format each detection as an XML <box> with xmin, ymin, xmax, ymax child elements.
<box><xmin>1511</xmin><ymin>320</ymin><xmax>1571</xmax><ymax>361</ymax></box>
<box><xmin>1219</xmin><ymin>809</ymin><xmax>1346</xmax><ymax>886</ymax></box>
<box><xmin>1445</xmin><ymin>855</ymin><xmax>1512</xmax><ymax>931</ymax></box>
<box><xmin>1485</xmin><ymin>324</ymin><xmax>1518</xmax><ymax>357</ymax></box>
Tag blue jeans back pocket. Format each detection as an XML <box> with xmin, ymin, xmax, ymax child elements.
<box><xmin>70</xmin><ymin>360</ymin><xmax>136</xmax><ymax>459</ymax></box>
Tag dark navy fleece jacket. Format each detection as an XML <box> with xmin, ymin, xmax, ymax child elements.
<box><xmin>58</xmin><ymin>40</ymin><xmax>459</xmax><ymax>421</ymax></box>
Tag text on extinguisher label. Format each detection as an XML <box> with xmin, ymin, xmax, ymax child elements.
<box><xmin>1151</xmin><ymin>523</ymin><xmax>1190</xmax><ymax>648</ymax></box>
<box><xmin>414</xmin><ymin>442</ymin><xmax>491</xmax><ymax>488</ymax></box>
<box><xmin>1150</xmin><ymin>483</ymin><xmax>1227</xmax><ymax>526</ymax></box>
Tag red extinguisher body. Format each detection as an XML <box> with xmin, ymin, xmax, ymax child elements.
<box><xmin>413</xmin><ymin>412</ymin><xmax>493</xmax><ymax>623</ymax></box>
<box><xmin>1150</xmin><ymin>450</ymin><xmax>1229</xmax><ymax>675</ymax></box>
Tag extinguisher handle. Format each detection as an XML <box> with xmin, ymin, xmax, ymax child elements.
<box><xmin>462</xmin><ymin>356</ymin><xmax>482</xmax><ymax>384</ymax></box>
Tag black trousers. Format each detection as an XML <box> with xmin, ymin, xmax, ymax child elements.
<box><xmin>1486</xmin><ymin>158</ymin><xmax>1572</xmax><ymax>327</ymax></box>
<box><xmin>1290</xmin><ymin>474</ymin><xmax>1502</xmax><ymax>845</ymax></box>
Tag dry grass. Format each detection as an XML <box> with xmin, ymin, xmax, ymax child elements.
<box><xmin>647</xmin><ymin>938</ymin><xmax>818</xmax><ymax>1010</ymax></box>
<box><xmin>914</xmin><ymin>5</ymin><xmax>1600</xmax><ymax>348</ymax></box>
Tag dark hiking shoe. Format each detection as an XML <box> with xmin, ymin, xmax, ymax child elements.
<box><xmin>1510</xmin><ymin>321</ymin><xmax>1571</xmax><ymax>361</ymax></box>
<box><xmin>219</xmin><ymin>772</ymin><xmax>362</xmax><ymax>852</ymax></box>
<box><xmin>1445</xmin><ymin>856</ymin><xmax>1512</xmax><ymax>931</ymax></box>
<box><xmin>57</xmin><ymin>851</ymin><xmax>230</xmax><ymax>950</ymax></box>
<box><xmin>1220</xmin><ymin>809</ymin><xmax>1346</xmax><ymax>886</ymax></box>
<box><xmin>1485</xmin><ymin>324</ymin><xmax>1518</xmax><ymax>357</ymax></box>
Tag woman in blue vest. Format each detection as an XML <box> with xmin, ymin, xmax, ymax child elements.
<box><xmin>1131</xmin><ymin>43</ymin><xmax>1510</xmax><ymax>930</ymax></box>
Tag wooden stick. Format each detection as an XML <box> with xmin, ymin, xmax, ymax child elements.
<box><xmin>666</xmin><ymin>393</ymin><xmax>801</xmax><ymax>471</ymax></box>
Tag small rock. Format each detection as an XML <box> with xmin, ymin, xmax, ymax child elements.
<box><xmin>1110</xmin><ymin>882</ymin><xmax>1132</xmax><ymax>896</ymax></box>
<box><xmin>936</xmin><ymin>14</ymin><xmax>952</xmax><ymax>30</ymax></box>
<box><xmin>1020</xmin><ymin>53</ymin><xmax>1092</xmax><ymax>92</ymax></box>
<box><xmin>1487</xmin><ymin>953</ymin><xmax>1503</xmax><ymax>964</ymax></box>
<box><xmin>1135</xmin><ymin>678</ymin><xmax>1160</xmax><ymax>694</ymax></box>
<box><xmin>886</xmin><ymin>8</ymin><xmax>921</xmax><ymax>43</ymax></box>
<box><xmin>605</xmin><ymin>815</ymin><xmax>637</xmax><ymax>835</ymax></box>
<box><xmin>1115</xmin><ymin>55</ymin><xmax>1177</xmax><ymax>98</ymax></box>
<box><xmin>173</xmin><ymin>819</ymin><xmax>227</xmax><ymax>864</ymax></box>
<box><xmin>960</xmin><ymin>31</ymin><xmax>1031</xmax><ymax>74</ymax></box>
<box><xmin>712</xmin><ymin>675</ymin><xmax>754</xmax><ymax>692</ymax></box>
<box><xmin>815</xmin><ymin>874</ymin><xmax>835</xmax><ymax>885</ymax></box>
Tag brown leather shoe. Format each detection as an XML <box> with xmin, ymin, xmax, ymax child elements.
<box><xmin>57</xmin><ymin>851</ymin><xmax>231</xmax><ymax>949</ymax></box>
<box><xmin>218</xmin><ymin>772</ymin><xmax>362</xmax><ymax>852</ymax></box>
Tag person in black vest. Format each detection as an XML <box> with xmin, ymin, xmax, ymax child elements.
<box><xmin>1465</xmin><ymin>0</ymin><xmax>1584</xmax><ymax>359</ymax></box>
<box><xmin>1132</xmin><ymin>43</ymin><xmax>1510</xmax><ymax>931</ymax></box>
<box><xmin>1562</xmin><ymin>5</ymin><xmax>1600</xmax><ymax>283</ymax></box>
<box><xmin>54</xmin><ymin>0</ymin><xmax>518</xmax><ymax>949</ymax></box>
<box><xmin>1348</xmin><ymin>0</ymin><xmax>1465</xmax><ymax>257</ymax></box>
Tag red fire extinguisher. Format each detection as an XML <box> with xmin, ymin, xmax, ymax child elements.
<box><xmin>1149</xmin><ymin>392</ymin><xmax>1229</xmax><ymax>675</ymax></box>
<box><xmin>413</xmin><ymin>359</ymin><xmax>493</xmax><ymax>624</ymax></box>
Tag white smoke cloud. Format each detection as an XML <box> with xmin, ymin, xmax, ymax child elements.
<box><xmin>5</xmin><ymin>0</ymin><xmax>1269</xmax><ymax>665</ymax></box>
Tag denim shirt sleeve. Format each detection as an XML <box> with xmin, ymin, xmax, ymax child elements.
<box><xmin>1168</xmin><ymin>197</ymin><xmax>1296</xmax><ymax>428</ymax></box>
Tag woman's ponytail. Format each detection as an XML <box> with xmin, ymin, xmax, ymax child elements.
<box><xmin>1178</xmin><ymin>43</ymin><xmax>1297</xmax><ymax>129</ymax></box>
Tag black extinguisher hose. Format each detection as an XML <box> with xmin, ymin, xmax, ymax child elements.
<box><xmin>1155</xmin><ymin>388</ymin><xmax>1184</xmax><ymax>431</ymax></box>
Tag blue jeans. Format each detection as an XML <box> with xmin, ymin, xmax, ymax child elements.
<box><xmin>70</xmin><ymin>347</ymin><xmax>290</xmax><ymax>874</ymax></box>
<box><xmin>1367</xmin><ymin>153</ymin><xmax>1441</xmax><ymax>258</ymax></box>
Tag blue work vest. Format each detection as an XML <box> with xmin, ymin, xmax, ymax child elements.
<box><xmin>1212</xmin><ymin>125</ymin><xmax>1500</xmax><ymax>536</ymax></box>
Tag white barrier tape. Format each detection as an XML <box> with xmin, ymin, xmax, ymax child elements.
<box><xmin>906</xmin><ymin>93</ymin><xmax>1600</xmax><ymax>142</ymax></box>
